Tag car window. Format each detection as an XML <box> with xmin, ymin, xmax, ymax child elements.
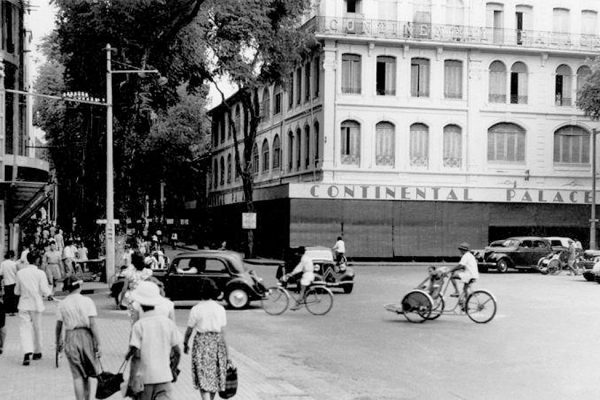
<box><xmin>551</xmin><ymin>240</ymin><xmax>561</xmax><ymax>247</ymax></box>
<box><xmin>521</xmin><ymin>240</ymin><xmax>532</xmax><ymax>248</ymax></box>
<box><xmin>205</xmin><ymin>259</ymin><xmax>228</xmax><ymax>274</ymax></box>
<box><xmin>534</xmin><ymin>240</ymin><xmax>547</xmax><ymax>248</ymax></box>
<box><xmin>173</xmin><ymin>258</ymin><xmax>205</xmax><ymax>274</ymax></box>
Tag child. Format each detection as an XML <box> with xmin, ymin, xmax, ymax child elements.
<box><xmin>419</xmin><ymin>266</ymin><xmax>446</xmax><ymax>299</ymax></box>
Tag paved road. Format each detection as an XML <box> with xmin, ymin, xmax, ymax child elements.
<box><xmin>199</xmin><ymin>263</ymin><xmax>600</xmax><ymax>400</ymax></box>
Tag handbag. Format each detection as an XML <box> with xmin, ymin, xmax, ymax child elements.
<box><xmin>96</xmin><ymin>359</ymin><xmax>127</xmax><ymax>399</ymax></box>
<box><xmin>219</xmin><ymin>359</ymin><xmax>238</xmax><ymax>399</ymax></box>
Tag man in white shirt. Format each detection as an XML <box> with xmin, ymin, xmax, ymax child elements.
<box><xmin>15</xmin><ymin>251</ymin><xmax>51</xmax><ymax>365</ymax></box>
<box><xmin>332</xmin><ymin>236</ymin><xmax>346</xmax><ymax>266</ymax></box>
<box><xmin>285</xmin><ymin>247</ymin><xmax>315</xmax><ymax>310</ymax></box>
<box><xmin>127</xmin><ymin>282</ymin><xmax>181</xmax><ymax>400</ymax></box>
<box><xmin>448</xmin><ymin>242</ymin><xmax>479</xmax><ymax>302</ymax></box>
<box><xmin>63</xmin><ymin>240</ymin><xmax>77</xmax><ymax>277</ymax></box>
<box><xmin>0</xmin><ymin>250</ymin><xmax>18</xmax><ymax>315</ymax></box>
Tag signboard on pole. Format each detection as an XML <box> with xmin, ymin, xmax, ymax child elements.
<box><xmin>242</xmin><ymin>212</ymin><xmax>256</xmax><ymax>229</ymax></box>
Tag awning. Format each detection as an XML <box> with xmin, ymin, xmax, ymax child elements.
<box><xmin>12</xmin><ymin>183</ymin><xmax>55</xmax><ymax>223</ymax></box>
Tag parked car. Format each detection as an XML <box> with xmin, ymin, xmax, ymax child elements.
<box><xmin>276</xmin><ymin>246</ymin><xmax>355</xmax><ymax>293</ymax></box>
<box><xmin>579</xmin><ymin>250</ymin><xmax>600</xmax><ymax>281</ymax></box>
<box><xmin>110</xmin><ymin>250</ymin><xmax>268</xmax><ymax>309</ymax></box>
<box><xmin>474</xmin><ymin>237</ymin><xmax>553</xmax><ymax>273</ymax></box>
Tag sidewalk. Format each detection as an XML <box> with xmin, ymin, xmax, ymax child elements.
<box><xmin>0</xmin><ymin>286</ymin><xmax>317</xmax><ymax>400</ymax></box>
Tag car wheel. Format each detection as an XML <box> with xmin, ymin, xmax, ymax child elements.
<box><xmin>343</xmin><ymin>283</ymin><xmax>354</xmax><ymax>294</ymax></box>
<box><xmin>496</xmin><ymin>259</ymin><xmax>509</xmax><ymax>273</ymax></box>
<box><xmin>226</xmin><ymin>288</ymin><xmax>250</xmax><ymax>309</ymax></box>
<box><xmin>583</xmin><ymin>272</ymin><xmax>594</xmax><ymax>282</ymax></box>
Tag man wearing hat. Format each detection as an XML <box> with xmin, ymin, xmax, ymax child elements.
<box><xmin>448</xmin><ymin>242</ymin><xmax>479</xmax><ymax>302</ymax></box>
<box><xmin>127</xmin><ymin>281</ymin><xmax>181</xmax><ymax>400</ymax></box>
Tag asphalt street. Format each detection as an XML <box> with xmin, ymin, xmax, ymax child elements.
<box><xmin>195</xmin><ymin>263</ymin><xmax>600</xmax><ymax>400</ymax></box>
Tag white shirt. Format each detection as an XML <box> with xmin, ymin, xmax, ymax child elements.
<box><xmin>0</xmin><ymin>259</ymin><xmax>17</xmax><ymax>285</ymax></box>
<box><xmin>57</xmin><ymin>293</ymin><xmax>97</xmax><ymax>330</ymax></box>
<box><xmin>19</xmin><ymin>249</ymin><xmax>29</xmax><ymax>264</ymax></box>
<box><xmin>187</xmin><ymin>300</ymin><xmax>227</xmax><ymax>333</ymax></box>
<box><xmin>130</xmin><ymin>311</ymin><xmax>181</xmax><ymax>384</ymax></box>
<box><xmin>63</xmin><ymin>245</ymin><xmax>76</xmax><ymax>259</ymax></box>
<box><xmin>333</xmin><ymin>240</ymin><xmax>346</xmax><ymax>254</ymax></box>
<box><xmin>459</xmin><ymin>251</ymin><xmax>479</xmax><ymax>281</ymax></box>
<box><xmin>15</xmin><ymin>265</ymin><xmax>51</xmax><ymax>312</ymax></box>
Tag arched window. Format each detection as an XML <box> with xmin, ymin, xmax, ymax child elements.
<box><xmin>222</xmin><ymin>113</ymin><xmax>227</xmax><ymax>143</ymax></box>
<box><xmin>443</xmin><ymin>125</ymin><xmax>462</xmax><ymax>168</ymax></box>
<box><xmin>410</xmin><ymin>123</ymin><xmax>429</xmax><ymax>167</ymax></box>
<box><xmin>262</xmin><ymin>139</ymin><xmax>270</xmax><ymax>173</ymax></box>
<box><xmin>227</xmin><ymin>154</ymin><xmax>232</xmax><ymax>183</ymax></box>
<box><xmin>489</xmin><ymin>61</ymin><xmax>507</xmax><ymax>103</ymax></box>
<box><xmin>411</xmin><ymin>58</ymin><xmax>430</xmax><ymax>97</ymax></box>
<box><xmin>488</xmin><ymin>123</ymin><xmax>526</xmax><ymax>162</ymax></box>
<box><xmin>219</xmin><ymin>156</ymin><xmax>225</xmax><ymax>185</ymax></box>
<box><xmin>510</xmin><ymin>62</ymin><xmax>528</xmax><ymax>104</ymax></box>
<box><xmin>261</xmin><ymin>88</ymin><xmax>270</xmax><ymax>119</ymax></box>
<box><xmin>577</xmin><ymin>66</ymin><xmax>592</xmax><ymax>92</ymax></box>
<box><xmin>555</xmin><ymin>64</ymin><xmax>573</xmax><ymax>106</ymax></box>
<box><xmin>304</xmin><ymin>125</ymin><xmax>311</xmax><ymax>168</ymax></box>
<box><xmin>341</xmin><ymin>120</ymin><xmax>360</xmax><ymax>165</ymax></box>
<box><xmin>554</xmin><ymin>125</ymin><xmax>590</xmax><ymax>164</ymax></box>
<box><xmin>342</xmin><ymin>54</ymin><xmax>362</xmax><ymax>94</ymax></box>
<box><xmin>313</xmin><ymin>121</ymin><xmax>320</xmax><ymax>165</ymax></box>
<box><xmin>376</xmin><ymin>56</ymin><xmax>396</xmax><ymax>96</ymax></box>
<box><xmin>274</xmin><ymin>85</ymin><xmax>282</xmax><ymax>115</ymax></box>
<box><xmin>287</xmin><ymin>131</ymin><xmax>294</xmax><ymax>171</ymax></box>
<box><xmin>296</xmin><ymin>128</ymin><xmax>302</xmax><ymax>169</ymax></box>
<box><xmin>375</xmin><ymin>122</ymin><xmax>395</xmax><ymax>166</ymax></box>
<box><xmin>272</xmin><ymin>135</ymin><xmax>281</xmax><ymax>170</ymax></box>
<box><xmin>234</xmin><ymin>154</ymin><xmax>240</xmax><ymax>180</ymax></box>
<box><xmin>251</xmin><ymin>143</ymin><xmax>259</xmax><ymax>175</ymax></box>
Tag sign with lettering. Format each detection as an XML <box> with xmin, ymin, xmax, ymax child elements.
<box><xmin>242</xmin><ymin>212</ymin><xmax>257</xmax><ymax>229</ymax></box>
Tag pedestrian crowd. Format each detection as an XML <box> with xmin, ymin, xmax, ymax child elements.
<box><xmin>0</xmin><ymin>231</ymin><xmax>235</xmax><ymax>400</ymax></box>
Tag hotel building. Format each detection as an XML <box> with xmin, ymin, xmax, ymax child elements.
<box><xmin>208</xmin><ymin>0</ymin><xmax>600</xmax><ymax>258</ymax></box>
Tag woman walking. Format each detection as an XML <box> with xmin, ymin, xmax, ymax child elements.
<box><xmin>55</xmin><ymin>276</ymin><xmax>101</xmax><ymax>400</ymax></box>
<box><xmin>184</xmin><ymin>279</ymin><xmax>228</xmax><ymax>400</ymax></box>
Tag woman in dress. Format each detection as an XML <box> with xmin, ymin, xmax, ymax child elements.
<box><xmin>118</xmin><ymin>250</ymin><xmax>153</xmax><ymax>309</ymax></box>
<box><xmin>55</xmin><ymin>276</ymin><xmax>101</xmax><ymax>400</ymax></box>
<box><xmin>183</xmin><ymin>279</ymin><xmax>228</xmax><ymax>400</ymax></box>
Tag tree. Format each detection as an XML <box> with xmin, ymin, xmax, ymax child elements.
<box><xmin>199</xmin><ymin>0</ymin><xmax>314</xmax><ymax>256</ymax></box>
<box><xmin>577</xmin><ymin>60</ymin><xmax>600</xmax><ymax>120</ymax></box>
<box><xmin>35</xmin><ymin>0</ymin><xmax>209</xmax><ymax>232</ymax></box>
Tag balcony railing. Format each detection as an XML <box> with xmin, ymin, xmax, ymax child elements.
<box><xmin>311</xmin><ymin>16</ymin><xmax>600</xmax><ymax>52</ymax></box>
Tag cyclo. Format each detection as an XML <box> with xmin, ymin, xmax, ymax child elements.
<box><xmin>385</xmin><ymin>266</ymin><xmax>497</xmax><ymax>324</ymax></box>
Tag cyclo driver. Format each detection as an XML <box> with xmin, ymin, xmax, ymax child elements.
<box><xmin>447</xmin><ymin>242</ymin><xmax>479</xmax><ymax>304</ymax></box>
<box><xmin>283</xmin><ymin>246</ymin><xmax>315</xmax><ymax>310</ymax></box>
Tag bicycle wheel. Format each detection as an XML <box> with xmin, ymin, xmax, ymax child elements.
<box><xmin>547</xmin><ymin>259</ymin><xmax>561</xmax><ymax>275</ymax></box>
<box><xmin>427</xmin><ymin>297</ymin><xmax>445</xmax><ymax>320</ymax></box>
<box><xmin>401</xmin><ymin>290</ymin><xmax>432</xmax><ymax>323</ymax></box>
<box><xmin>304</xmin><ymin>286</ymin><xmax>334</xmax><ymax>315</ymax></box>
<box><xmin>465</xmin><ymin>290</ymin><xmax>497</xmax><ymax>323</ymax></box>
<box><xmin>262</xmin><ymin>286</ymin><xmax>290</xmax><ymax>315</ymax></box>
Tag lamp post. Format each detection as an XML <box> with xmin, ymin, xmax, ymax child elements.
<box><xmin>591</xmin><ymin>128</ymin><xmax>598</xmax><ymax>250</ymax></box>
<box><xmin>103</xmin><ymin>44</ymin><xmax>161</xmax><ymax>280</ymax></box>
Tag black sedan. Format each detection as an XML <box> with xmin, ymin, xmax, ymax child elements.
<box><xmin>111</xmin><ymin>250</ymin><xmax>268</xmax><ymax>309</ymax></box>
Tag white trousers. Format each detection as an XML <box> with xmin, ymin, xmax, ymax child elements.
<box><xmin>19</xmin><ymin>310</ymin><xmax>42</xmax><ymax>354</ymax></box>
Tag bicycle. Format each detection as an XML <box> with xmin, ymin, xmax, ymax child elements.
<box><xmin>385</xmin><ymin>267</ymin><xmax>497</xmax><ymax>324</ymax></box>
<box><xmin>262</xmin><ymin>278</ymin><xmax>334</xmax><ymax>315</ymax></box>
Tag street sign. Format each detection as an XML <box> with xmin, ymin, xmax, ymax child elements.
<box><xmin>166</xmin><ymin>218</ymin><xmax>174</xmax><ymax>225</ymax></box>
<box><xmin>242</xmin><ymin>212</ymin><xmax>257</xmax><ymax>229</ymax></box>
<box><xmin>96</xmin><ymin>219</ymin><xmax>120</xmax><ymax>225</ymax></box>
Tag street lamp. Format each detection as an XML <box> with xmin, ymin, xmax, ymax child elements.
<box><xmin>104</xmin><ymin>43</ymin><xmax>161</xmax><ymax>280</ymax></box>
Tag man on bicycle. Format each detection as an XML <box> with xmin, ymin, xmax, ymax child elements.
<box><xmin>332</xmin><ymin>236</ymin><xmax>346</xmax><ymax>267</ymax></box>
<box><xmin>447</xmin><ymin>242</ymin><xmax>479</xmax><ymax>302</ymax></box>
<box><xmin>284</xmin><ymin>247</ymin><xmax>315</xmax><ymax>310</ymax></box>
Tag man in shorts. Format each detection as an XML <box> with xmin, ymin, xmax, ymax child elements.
<box><xmin>43</xmin><ymin>241</ymin><xmax>62</xmax><ymax>300</ymax></box>
<box><xmin>448</xmin><ymin>242</ymin><xmax>479</xmax><ymax>301</ymax></box>
<box><xmin>285</xmin><ymin>247</ymin><xmax>315</xmax><ymax>310</ymax></box>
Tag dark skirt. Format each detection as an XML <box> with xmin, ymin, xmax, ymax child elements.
<box><xmin>191</xmin><ymin>332</ymin><xmax>227</xmax><ymax>392</ymax></box>
<box><xmin>65</xmin><ymin>328</ymin><xmax>99</xmax><ymax>379</ymax></box>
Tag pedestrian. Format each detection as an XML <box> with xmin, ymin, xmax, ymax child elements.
<box><xmin>170</xmin><ymin>232</ymin><xmax>178</xmax><ymax>249</ymax></box>
<box><xmin>43</xmin><ymin>241</ymin><xmax>63</xmax><ymax>301</ymax></box>
<box><xmin>126</xmin><ymin>281</ymin><xmax>182</xmax><ymax>400</ymax></box>
<box><xmin>55</xmin><ymin>228</ymin><xmax>65</xmax><ymax>253</ymax></box>
<box><xmin>183</xmin><ymin>279</ymin><xmax>229</xmax><ymax>400</ymax></box>
<box><xmin>0</xmin><ymin>250</ymin><xmax>18</xmax><ymax>315</ymax></box>
<box><xmin>15</xmin><ymin>251</ymin><xmax>51</xmax><ymax>365</ymax></box>
<box><xmin>63</xmin><ymin>240</ymin><xmax>77</xmax><ymax>278</ymax></box>
<box><xmin>0</xmin><ymin>287</ymin><xmax>5</xmax><ymax>355</ymax></box>
<box><xmin>131</xmin><ymin>280</ymin><xmax>175</xmax><ymax>323</ymax></box>
<box><xmin>119</xmin><ymin>251</ymin><xmax>153</xmax><ymax>312</ymax></box>
<box><xmin>55</xmin><ymin>276</ymin><xmax>101</xmax><ymax>400</ymax></box>
<box><xmin>19</xmin><ymin>243</ymin><xmax>34</xmax><ymax>269</ymax></box>
<box><xmin>332</xmin><ymin>236</ymin><xmax>346</xmax><ymax>266</ymax></box>
<box><xmin>567</xmin><ymin>241</ymin><xmax>579</xmax><ymax>275</ymax></box>
<box><xmin>77</xmin><ymin>241</ymin><xmax>89</xmax><ymax>273</ymax></box>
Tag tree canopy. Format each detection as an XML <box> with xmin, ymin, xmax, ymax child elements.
<box><xmin>577</xmin><ymin>60</ymin><xmax>600</xmax><ymax>121</ymax></box>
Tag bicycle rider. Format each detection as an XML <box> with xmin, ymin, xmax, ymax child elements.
<box><xmin>447</xmin><ymin>242</ymin><xmax>479</xmax><ymax>303</ymax></box>
<box><xmin>332</xmin><ymin>236</ymin><xmax>346</xmax><ymax>268</ymax></box>
<box><xmin>283</xmin><ymin>246</ymin><xmax>315</xmax><ymax>310</ymax></box>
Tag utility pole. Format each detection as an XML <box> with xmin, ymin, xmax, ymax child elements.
<box><xmin>591</xmin><ymin>128</ymin><xmax>598</xmax><ymax>250</ymax></box>
<box><xmin>105</xmin><ymin>44</ymin><xmax>115</xmax><ymax>280</ymax></box>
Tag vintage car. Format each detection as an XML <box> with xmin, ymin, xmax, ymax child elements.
<box><xmin>275</xmin><ymin>246</ymin><xmax>355</xmax><ymax>293</ymax></box>
<box><xmin>474</xmin><ymin>236</ymin><xmax>553</xmax><ymax>273</ymax></box>
<box><xmin>110</xmin><ymin>250</ymin><xmax>268</xmax><ymax>309</ymax></box>
<box><xmin>579</xmin><ymin>250</ymin><xmax>600</xmax><ymax>281</ymax></box>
